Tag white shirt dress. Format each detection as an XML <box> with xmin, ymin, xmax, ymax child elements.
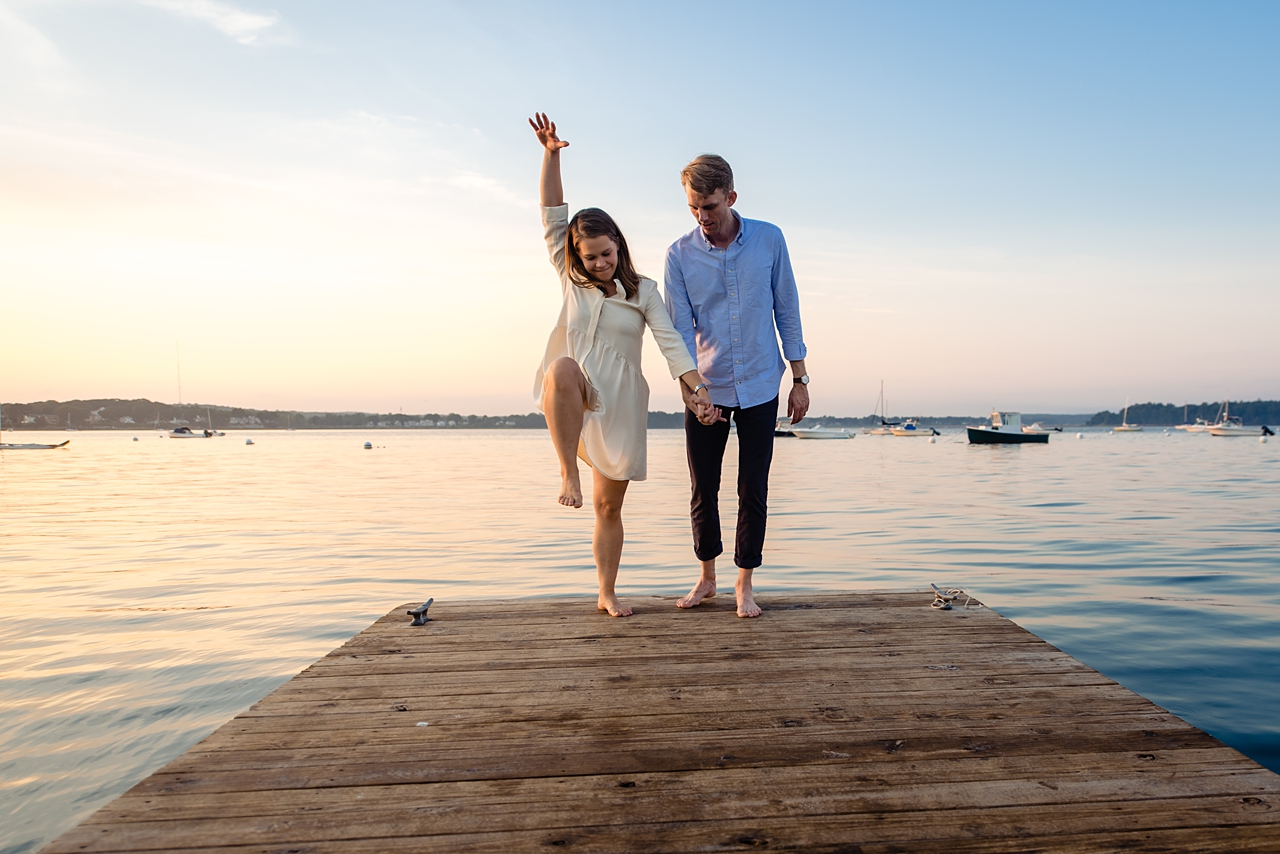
<box><xmin>534</xmin><ymin>205</ymin><xmax>698</xmax><ymax>482</ymax></box>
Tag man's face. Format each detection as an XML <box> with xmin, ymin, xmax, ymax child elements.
<box><xmin>685</xmin><ymin>186</ymin><xmax>738</xmax><ymax>241</ymax></box>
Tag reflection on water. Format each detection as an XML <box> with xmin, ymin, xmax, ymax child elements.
<box><xmin>1</xmin><ymin>429</ymin><xmax>1278</xmax><ymax>851</ymax></box>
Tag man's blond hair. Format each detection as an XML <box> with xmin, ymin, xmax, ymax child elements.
<box><xmin>681</xmin><ymin>154</ymin><xmax>734</xmax><ymax>196</ymax></box>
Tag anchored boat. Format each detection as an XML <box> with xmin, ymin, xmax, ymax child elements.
<box><xmin>0</xmin><ymin>402</ymin><xmax>71</xmax><ymax>450</ymax></box>
<box><xmin>862</xmin><ymin>380</ymin><xmax>899</xmax><ymax>435</ymax></box>
<box><xmin>1113</xmin><ymin>397</ymin><xmax>1143</xmax><ymax>432</ymax></box>
<box><xmin>1204</xmin><ymin>400</ymin><xmax>1274</xmax><ymax>437</ymax></box>
<box><xmin>792</xmin><ymin>426</ymin><xmax>852</xmax><ymax>440</ymax></box>
<box><xmin>890</xmin><ymin>419</ymin><xmax>939</xmax><ymax>437</ymax></box>
<box><xmin>967</xmin><ymin>411</ymin><xmax>1048</xmax><ymax>444</ymax></box>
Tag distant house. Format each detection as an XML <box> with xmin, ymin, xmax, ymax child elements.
<box><xmin>119</xmin><ymin>416</ymin><xmax>135</xmax><ymax>424</ymax></box>
<box><xmin>22</xmin><ymin>415</ymin><xmax>37</xmax><ymax>424</ymax></box>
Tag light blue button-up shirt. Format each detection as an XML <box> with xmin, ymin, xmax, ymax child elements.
<box><xmin>664</xmin><ymin>212</ymin><xmax>807</xmax><ymax>409</ymax></box>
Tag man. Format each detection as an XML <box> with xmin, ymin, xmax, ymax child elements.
<box><xmin>664</xmin><ymin>154</ymin><xmax>809</xmax><ymax>618</ymax></box>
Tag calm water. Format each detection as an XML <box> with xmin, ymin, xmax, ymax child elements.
<box><xmin>2</xmin><ymin>428</ymin><xmax>1278</xmax><ymax>852</ymax></box>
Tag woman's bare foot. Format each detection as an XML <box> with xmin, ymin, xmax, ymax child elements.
<box><xmin>598</xmin><ymin>594</ymin><xmax>632</xmax><ymax>617</ymax></box>
<box><xmin>559</xmin><ymin>472</ymin><xmax>583</xmax><ymax>508</ymax></box>
<box><xmin>736</xmin><ymin>573</ymin><xmax>761</xmax><ymax>618</ymax></box>
<box><xmin>676</xmin><ymin>578</ymin><xmax>716</xmax><ymax>608</ymax></box>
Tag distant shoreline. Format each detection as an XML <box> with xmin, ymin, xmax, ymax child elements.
<box><xmin>8</xmin><ymin>397</ymin><xmax>1277</xmax><ymax>430</ymax></box>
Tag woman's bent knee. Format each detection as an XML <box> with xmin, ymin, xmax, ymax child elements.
<box><xmin>547</xmin><ymin>358</ymin><xmax>583</xmax><ymax>388</ymax></box>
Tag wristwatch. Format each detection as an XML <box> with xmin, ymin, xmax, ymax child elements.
<box><xmin>793</xmin><ymin>374</ymin><xmax>809</xmax><ymax>385</ymax></box>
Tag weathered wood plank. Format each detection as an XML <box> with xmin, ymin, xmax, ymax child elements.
<box><xmin>45</xmin><ymin>797</ymin><xmax>1280</xmax><ymax>854</ymax></box>
<box><xmin>41</xmin><ymin>592</ymin><xmax>1280</xmax><ymax>854</ymax></box>
<box><xmin>89</xmin><ymin>749</ymin><xmax>1269</xmax><ymax>823</ymax></box>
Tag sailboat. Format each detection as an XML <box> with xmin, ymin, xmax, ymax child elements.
<box><xmin>863</xmin><ymin>381</ymin><xmax>899</xmax><ymax>435</ymax></box>
<box><xmin>1113</xmin><ymin>397</ymin><xmax>1143</xmax><ymax>432</ymax></box>
<box><xmin>0</xmin><ymin>402</ymin><xmax>70</xmax><ymax>450</ymax></box>
<box><xmin>890</xmin><ymin>418</ymin><xmax>939</xmax><ymax>437</ymax></box>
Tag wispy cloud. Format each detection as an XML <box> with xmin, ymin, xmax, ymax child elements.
<box><xmin>0</xmin><ymin>2</ymin><xmax>76</xmax><ymax>91</ymax></box>
<box><xmin>135</xmin><ymin>0</ymin><xmax>283</xmax><ymax>45</ymax></box>
<box><xmin>445</xmin><ymin>171</ymin><xmax>531</xmax><ymax>209</ymax></box>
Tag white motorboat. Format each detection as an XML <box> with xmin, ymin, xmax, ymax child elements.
<box><xmin>1208</xmin><ymin>420</ymin><xmax>1254</xmax><ymax>437</ymax></box>
<box><xmin>1022</xmin><ymin>422</ymin><xmax>1063</xmax><ymax>435</ymax></box>
<box><xmin>890</xmin><ymin>419</ymin><xmax>939</xmax><ymax>437</ymax></box>
<box><xmin>1113</xmin><ymin>397</ymin><xmax>1143</xmax><ymax>432</ymax></box>
<box><xmin>1176</xmin><ymin>418</ymin><xmax>1212</xmax><ymax>433</ymax></box>
<box><xmin>1208</xmin><ymin>417</ymin><xmax>1275</xmax><ymax>438</ymax></box>
<box><xmin>168</xmin><ymin>426</ymin><xmax>213</xmax><ymax>438</ymax></box>
<box><xmin>792</xmin><ymin>426</ymin><xmax>852</xmax><ymax>440</ymax></box>
<box><xmin>967</xmin><ymin>411</ymin><xmax>1048</xmax><ymax>444</ymax></box>
<box><xmin>1174</xmin><ymin>405</ymin><xmax>1212</xmax><ymax>433</ymax></box>
<box><xmin>0</xmin><ymin>402</ymin><xmax>70</xmax><ymax>449</ymax></box>
<box><xmin>1199</xmin><ymin>400</ymin><xmax>1272</xmax><ymax>437</ymax></box>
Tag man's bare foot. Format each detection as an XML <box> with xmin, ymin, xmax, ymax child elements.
<box><xmin>736</xmin><ymin>579</ymin><xmax>761</xmax><ymax>618</ymax></box>
<box><xmin>676</xmin><ymin>578</ymin><xmax>716</xmax><ymax>609</ymax></box>
<box><xmin>598</xmin><ymin>594</ymin><xmax>633</xmax><ymax>617</ymax></box>
<box><xmin>559</xmin><ymin>473</ymin><xmax>583</xmax><ymax>508</ymax></box>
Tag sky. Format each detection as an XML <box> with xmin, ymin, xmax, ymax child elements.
<box><xmin>1</xmin><ymin>0</ymin><xmax>1277</xmax><ymax>417</ymax></box>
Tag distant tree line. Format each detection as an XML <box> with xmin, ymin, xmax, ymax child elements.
<box><xmin>0</xmin><ymin>399</ymin><xmax>550</xmax><ymax>431</ymax></box>
<box><xmin>1087</xmin><ymin>400</ymin><xmax>1280</xmax><ymax>426</ymax></box>
<box><xmin>14</xmin><ymin>397</ymin><xmax>1271</xmax><ymax>431</ymax></box>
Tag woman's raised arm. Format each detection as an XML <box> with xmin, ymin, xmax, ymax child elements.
<box><xmin>528</xmin><ymin>113</ymin><xmax>568</xmax><ymax>208</ymax></box>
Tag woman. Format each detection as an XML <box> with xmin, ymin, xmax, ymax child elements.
<box><xmin>529</xmin><ymin>113</ymin><xmax>721</xmax><ymax>618</ymax></box>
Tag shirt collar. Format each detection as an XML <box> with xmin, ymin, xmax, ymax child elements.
<box><xmin>698</xmin><ymin>210</ymin><xmax>746</xmax><ymax>250</ymax></box>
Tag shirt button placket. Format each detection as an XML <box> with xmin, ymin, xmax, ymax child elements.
<box><xmin>727</xmin><ymin>246</ymin><xmax>744</xmax><ymax>388</ymax></box>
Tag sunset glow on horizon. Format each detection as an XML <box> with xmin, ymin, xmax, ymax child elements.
<box><xmin>3</xmin><ymin>1</ymin><xmax>1277</xmax><ymax>417</ymax></box>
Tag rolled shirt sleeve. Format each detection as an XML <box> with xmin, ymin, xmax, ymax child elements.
<box><xmin>541</xmin><ymin>204</ymin><xmax>571</xmax><ymax>291</ymax></box>
<box><xmin>663</xmin><ymin>248</ymin><xmax>699</xmax><ymax>361</ymax></box>
<box><xmin>771</xmin><ymin>232</ymin><xmax>807</xmax><ymax>363</ymax></box>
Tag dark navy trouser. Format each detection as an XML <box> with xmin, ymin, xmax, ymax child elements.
<box><xmin>683</xmin><ymin>396</ymin><xmax>779</xmax><ymax>570</ymax></box>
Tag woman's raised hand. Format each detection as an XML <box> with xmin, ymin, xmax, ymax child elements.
<box><xmin>529</xmin><ymin>113</ymin><xmax>569</xmax><ymax>152</ymax></box>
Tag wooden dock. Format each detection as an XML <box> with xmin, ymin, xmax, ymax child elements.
<box><xmin>44</xmin><ymin>592</ymin><xmax>1280</xmax><ymax>853</ymax></box>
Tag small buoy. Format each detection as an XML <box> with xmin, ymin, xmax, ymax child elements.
<box><xmin>928</xmin><ymin>436</ymin><xmax>936</xmax><ymax>444</ymax></box>
<box><xmin>1262</xmin><ymin>436</ymin><xmax>1268</xmax><ymax>444</ymax></box>
<box><xmin>245</xmin><ymin>439</ymin><xmax>254</xmax><ymax>445</ymax></box>
<box><xmin>132</xmin><ymin>437</ymin><xmax>138</xmax><ymax>441</ymax></box>
<box><xmin>1076</xmin><ymin>433</ymin><xmax>1083</xmax><ymax>439</ymax></box>
<box><xmin>364</xmin><ymin>441</ymin><xmax>373</xmax><ymax>449</ymax></box>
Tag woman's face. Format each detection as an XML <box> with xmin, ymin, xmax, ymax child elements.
<box><xmin>575</xmin><ymin>233</ymin><xmax>619</xmax><ymax>283</ymax></box>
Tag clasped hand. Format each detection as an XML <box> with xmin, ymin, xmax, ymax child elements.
<box><xmin>683</xmin><ymin>386</ymin><xmax>725</xmax><ymax>426</ymax></box>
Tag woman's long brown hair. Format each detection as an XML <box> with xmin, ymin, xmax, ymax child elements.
<box><xmin>565</xmin><ymin>208</ymin><xmax>641</xmax><ymax>299</ymax></box>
